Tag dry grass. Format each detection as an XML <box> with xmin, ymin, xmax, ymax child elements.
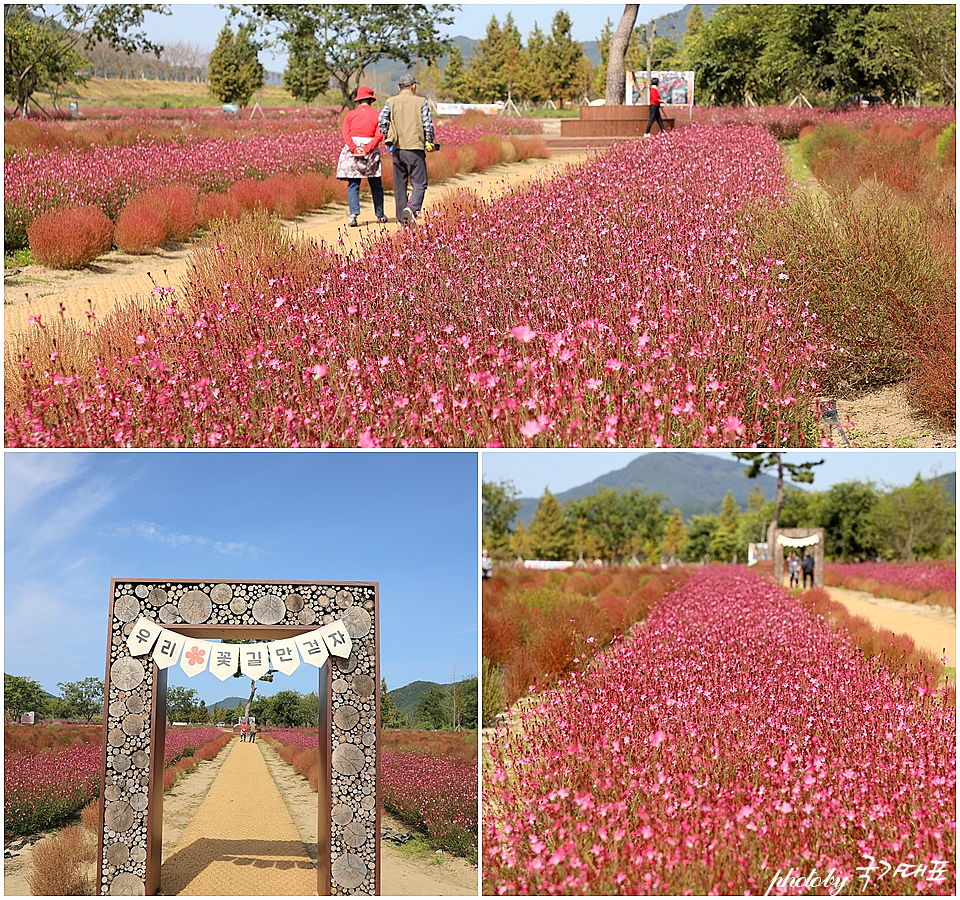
<box><xmin>26</xmin><ymin>826</ymin><xmax>93</xmax><ymax>896</ymax></box>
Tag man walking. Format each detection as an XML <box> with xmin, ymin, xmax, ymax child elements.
<box><xmin>379</xmin><ymin>73</ymin><xmax>435</xmax><ymax>227</ymax></box>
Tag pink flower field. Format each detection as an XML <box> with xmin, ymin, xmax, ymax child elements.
<box><xmin>826</xmin><ymin>561</ymin><xmax>956</xmax><ymax>595</ymax></box>
<box><xmin>8</xmin><ymin>125</ymin><xmax>836</xmax><ymax>447</ymax></box>
<box><xmin>266</xmin><ymin>728</ymin><xmax>479</xmax><ymax>860</ymax></box>
<box><xmin>483</xmin><ymin>568</ymin><xmax>956</xmax><ymax>895</ymax></box>
<box><xmin>4</xmin><ymin>743</ymin><xmax>101</xmax><ymax>837</ymax></box>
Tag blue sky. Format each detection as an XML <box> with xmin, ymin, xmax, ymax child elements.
<box><xmin>482</xmin><ymin>450</ymin><xmax>958</xmax><ymax>498</ymax></box>
<box><xmin>142</xmin><ymin>3</ymin><xmax>688</xmax><ymax>70</ymax></box>
<box><xmin>4</xmin><ymin>451</ymin><xmax>479</xmax><ymax>705</ymax></box>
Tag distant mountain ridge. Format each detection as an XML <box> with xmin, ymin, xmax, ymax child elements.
<box><xmin>516</xmin><ymin>452</ymin><xmax>782</xmax><ymax>524</ymax></box>
<box><xmin>515</xmin><ymin>454</ymin><xmax>957</xmax><ymax>527</ymax></box>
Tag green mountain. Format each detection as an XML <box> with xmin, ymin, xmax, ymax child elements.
<box><xmin>517</xmin><ymin>452</ymin><xmax>783</xmax><ymax>524</ymax></box>
<box><xmin>927</xmin><ymin>470</ymin><xmax>956</xmax><ymax>505</ymax></box>
<box><xmin>387</xmin><ymin>679</ymin><xmax>477</xmax><ymax>722</ymax></box>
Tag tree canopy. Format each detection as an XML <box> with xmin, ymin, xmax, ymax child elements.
<box><xmin>4</xmin><ymin>673</ymin><xmax>49</xmax><ymax>721</ymax></box>
<box><xmin>207</xmin><ymin>23</ymin><xmax>264</xmax><ymax>106</ymax></box>
<box><xmin>233</xmin><ymin>4</ymin><xmax>456</xmax><ymax>108</ymax></box>
<box><xmin>57</xmin><ymin>677</ymin><xmax>104</xmax><ymax>725</ymax></box>
<box><xmin>690</xmin><ymin>4</ymin><xmax>956</xmax><ymax>105</ymax></box>
<box><xmin>4</xmin><ymin>4</ymin><xmax>169</xmax><ymax>117</ymax></box>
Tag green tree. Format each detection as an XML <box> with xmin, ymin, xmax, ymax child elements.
<box><xmin>733</xmin><ymin>452</ymin><xmax>823</xmax><ymax>546</ymax></box>
<box><xmin>710</xmin><ymin>491</ymin><xmax>743</xmax><ymax>562</ymax></box>
<box><xmin>237</xmin><ymin>4</ymin><xmax>456</xmax><ymax>109</ymax></box>
<box><xmin>4</xmin><ymin>674</ymin><xmax>49</xmax><ymax>721</ymax></box>
<box><xmin>459</xmin><ymin>675</ymin><xmax>479</xmax><ymax>730</ymax></box>
<box><xmin>414</xmin><ymin>686</ymin><xmax>448</xmax><ymax>729</ymax></box>
<box><xmin>682</xmin><ymin>514</ymin><xmax>718</xmax><ymax>563</ymax></box>
<box><xmin>870</xmin><ymin>475</ymin><xmax>953</xmax><ymax>561</ymax></box>
<box><xmin>568</xmin><ymin>486</ymin><xmax>665</xmax><ymax>564</ymax></box>
<box><xmin>466</xmin><ymin>14</ymin><xmax>523</xmax><ymax>102</ymax></box>
<box><xmin>509</xmin><ymin>519</ymin><xmax>534</xmax><ymax>559</ymax></box>
<box><xmin>166</xmin><ymin>686</ymin><xmax>200</xmax><ymax>724</ymax></box>
<box><xmin>283</xmin><ymin>29</ymin><xmax>329</xmax><ymax>105</ymax></box>
<box><xmin>439</xmin><ymin>44</ymin><xmax>470</xmax><ymax>101</ymax></box>
<box><xmin>4</xmin><ymin>4</ymin><xmax>168</xmax><ymax>118</ymax></box>
<box><xmin>527</xmin><ymin>488</ymin><xmax>574</xmax><ymax>560</ymax></box>
<box><xmin>818</xmin><ymin>480</ymin><xmax>879</xmax><ymax>561</ymax></box>
<box><xmin>57</xmin><ymin>677</ymin><xmax>104</xmax><ymax>725</ymax></box>
<box><xmin>208</xmin><ymin>23</ymin><xmax>264</xmax><ymax>106</ymax></box>
<box><xmin>299</xmin><ymin>691</ymin><xmax>319</xmax><ymax>728</ymax></box>
<box><xmin>268</xmin><ymin>689</ymin><xmax>307</xmax><ymax>726</ymax></box>
<box><xmin>195</xmin><ymin>699</ymin><xmax>210</xmax><ymax>725</ymax></box>
<box><xmin>661</xmin><ymin>508</ymin><xmax>687</xmax><ymax>564</ymax></box>
<box><xmin>483</xmin><ymin>479</ymin><xmax>520</xmax><ymax>559</ymax></box>
<box><xmin>690</xmin><ymin>4</ymin><xmax>770</xmax><ymax>104</ymax></box>
<box><xmin>380</xmin><ymin>679</ymin><xmax>408</xmax><ymax>729</ymax></box>
<box><xmin>542</xmin><ymin>10</ymin><xmax>589</xmax><ymax>106</ymax></box>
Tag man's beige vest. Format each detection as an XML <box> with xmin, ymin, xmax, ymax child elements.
<box><xmin>387</xmin><ymin>89</ymin><xmax>426</xmax><ymax>150</ymax></box>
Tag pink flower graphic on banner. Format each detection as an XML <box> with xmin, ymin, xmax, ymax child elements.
<box><xmin>185</xmin><ymin>645</ymin><xmax>206</xmax><ymax>666</ymax></box>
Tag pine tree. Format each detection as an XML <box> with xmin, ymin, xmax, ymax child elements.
<box><xmin>528</xmin><ymin>489</ymin><xmax>574</xmax><ymax>560</ymax></box>
<box><xmin>439</xmin><ymin>44</ymin><xmax>470</xmax><ymax>101</ymax></box>
<box><xmin>542</xmin><ymin>10</ymin><xmax>589</xmax><ymax>106</ymax></box>
<box><xmin>284</xmin><ymin>31</ymin><xmax>329</xmax><ymax>105</ymax></box>
<box><xmin>466</xmin><ymin>14</ymin><xmax>523</xmax><ymax>102</ymax></box>
<box><xmin>208</xmin><ymin>24</ymin><xmax>264</xmax><ymax>107</ymax></box>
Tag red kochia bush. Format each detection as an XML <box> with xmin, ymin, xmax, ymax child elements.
<box><xmin>27</xmin><ymin>204</ymin><xmax>113</xmax><ymax>268</ymax></box>
<box><xmin>197</xmin><ymin>191</ymin><xmax>242</xmax><ymax>227</ymax></box>
<box><xmin>138</xmin><ymin>184</ymin><xmax>199</xmax><ymax>242</ymax></box>
<box><xmin>114</xmin><ymin>199</ymin><xmax>166</xmax><ymax>253</ymax></box>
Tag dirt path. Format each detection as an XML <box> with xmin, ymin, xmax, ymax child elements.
<box><xmin>3</xmin><ymin>736</ymin><xmax>477</xmax><ymax>896</ymax></box>
<box><xmin>3</xmin><ymin>153</ymin><xmax>589</xmax><ymax>339</ymax></box>
<box><xmin>823</xmin><ymin>585</ymin><xmax>956</xmax><ymax>660</ymax></box>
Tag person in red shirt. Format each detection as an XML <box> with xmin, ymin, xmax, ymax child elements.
<box><xmin>336</xmin><ymin>86</ymin><xmax>387</xmax><ymax>227</ymax></box>
<box><xmin>645</xmin><ymin>77</ymin><xmax>664</xmax><ymax>135</ymax></box>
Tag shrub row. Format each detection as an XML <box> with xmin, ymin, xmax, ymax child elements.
<box><xmin>21</xmin><ymin>134</ymin><xmax>549</xmax><ymax>266</ymax></box>
<box><xmin>483</xmin><ymin>566</ymin><xmax>690</xmax><ymax>709</ymax></box>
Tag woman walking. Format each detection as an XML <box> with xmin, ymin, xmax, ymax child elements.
<box><xmin>337</xmin><ymin>86</ymin><xmax>388</xmax><ymax>227</ymax></box>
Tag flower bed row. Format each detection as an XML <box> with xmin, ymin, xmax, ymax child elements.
<box><xmin>4</xmin><ymin>114</ymin><xmax>541</xmax><ymax>251</ymax></box>
<box><xmin>483</xmin><ymin>567</ymin><xmax>956</xmax><ymax>894</ymax></box>
<box><xmin>825</xmin><ymin>561</ymin><xmax>956</xmax><ymax>608</ymax></box>
<box><xmin>4</xmin><ymin>726</ymin><xmax>232</xmax><ymax>837</ymax></box>
<box><xmin>264</xmin><ymin>728</ymin><xmax>478</xmax><ymax>861</ymax></box>
<box><xmin>6</xmin><ymin>125</ymin><xmax>831</xmax><ymax>448</ymax></box>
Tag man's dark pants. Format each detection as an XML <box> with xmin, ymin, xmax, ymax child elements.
<box><xmin>392</xmin><ymin>148</ymin><xmax>428</xmax><ymax>219</ymax></box>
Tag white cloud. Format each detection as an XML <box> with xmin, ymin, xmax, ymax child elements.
<box><xmin>5</xmin><ymin>466</ymin><xmax>120</xmax><ymax>562</ymax></box>
<box><xmin>4</xmin><ymin>452</ymin><xmax>92</xmax><ymax>518</ymax></box>
<box><xmin>122</xmin><ymin>520</ymin><xmax>267</xmax><ymax>557</ymax></box>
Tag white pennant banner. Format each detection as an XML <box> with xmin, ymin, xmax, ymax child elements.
<box><xmin>180</xmin><ymin>639</ymin><xmax>214</xmax><ymax>678</ymax></box>
<box><xmin>294</xmin><ymin>631</ymin><xmax>330</xmax><ymax>668</ymax></box>
<box><xmin>127</xmin><ymin>617</ymin><xmax>163</xmax><ymax>657</ymax></box>
<box><xmin>266</xmin><ymin>637</ymin><xmax>301</xmax><ymax>676</ymax></box>
<box><xmin>317</xmin><ymin>620</ymin><xmax>353</xmax><ymax>659</ymax></box>
<box><xmin>126</xmin><ymin>620</ymin><xmax>348</xmax><ymax>677</ymax></box>
<box><xmin>152</xmin><ymin>629</ymin><xmax>186</xmax><ymax>670</ymax></box>
<box><xmin>209</xmin><ymin>644</ymin><xmax>241</xmax><ymax>682</ymax></box>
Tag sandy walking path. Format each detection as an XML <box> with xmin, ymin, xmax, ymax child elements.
<box><xmin>3</xmin><ymin>153</ymin><xmax>590</xmax><ymax>343</ymax></box>
<box><xmin>823</xmin><ymin>585</ymin><xmax>956</xmax><ymax>661</ymax></box>
<box><xmin>159</xmin><ymin>737</ymin><xmax>317</xmax><ymax>896</ymax></box>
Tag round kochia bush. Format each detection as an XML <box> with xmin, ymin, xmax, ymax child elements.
<box><xmin>26</xmin><ymin>204</ymin><xmax>113</xmax><ymax>268</ymax></box>
<box><xmin>483</xmin><ymin>567</ymin><xmax>956</xmax><ymax>895</ymax></box>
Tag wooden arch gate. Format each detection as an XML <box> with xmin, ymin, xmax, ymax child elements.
<box><xmin>96</xmin><ymin>579</ymin><xmax>380</xmax><ymax>896</ymax></box>
<box><xmin>773</xmin><ymin>528</ymin><xmax>825</xmax><ymax>588</ymax></box>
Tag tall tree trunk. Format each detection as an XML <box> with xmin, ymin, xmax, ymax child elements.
<box><xmin>244</xmin><ymin>678</ymin><xmax>256</xmax><ymax>722</ymax></box>
<box><xmin>605</xmin><ymin>4</ymin><xmax>639</xmax><ymax>105</ymax></box>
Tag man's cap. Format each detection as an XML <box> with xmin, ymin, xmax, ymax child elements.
<box><xmin>397</xmin><ymin>74</ymin><xmax>418</xmax><ymax>88</ymax></box>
